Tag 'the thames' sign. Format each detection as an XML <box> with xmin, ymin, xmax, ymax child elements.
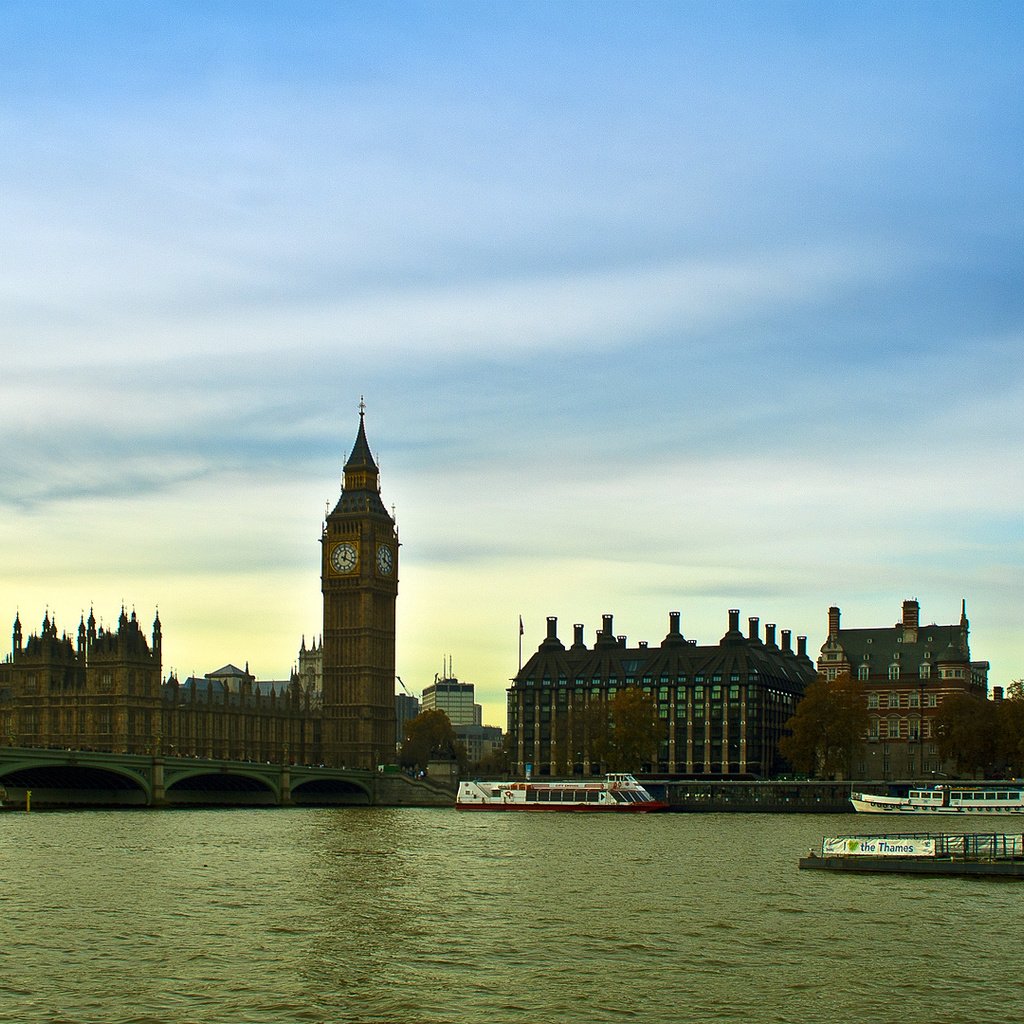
<box><xmin>823</xmin><ymin>837</ymin><xmax>936</xmax><ymax>857</ymax></box>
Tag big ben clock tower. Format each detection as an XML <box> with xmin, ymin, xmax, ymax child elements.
<box><xmin>321</xmin><ymin>403</ymin><xmax>398</xmax><ymax>769</ymax></box>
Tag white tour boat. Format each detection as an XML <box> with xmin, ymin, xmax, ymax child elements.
<box><xmin>456</xmin><ymin>773</ymin><xmax>668</xmax><ymax>812</ymax></box>
<box><xmin>851</xmin><ymin>785</ymin><xmax>1024</xmax><ymax>815</ymax></box>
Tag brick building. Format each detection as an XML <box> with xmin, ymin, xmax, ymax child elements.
<box><xmin>817</xmin><ymin>599</ymin><xmax>989</xmax><ymax>778</ymax></box>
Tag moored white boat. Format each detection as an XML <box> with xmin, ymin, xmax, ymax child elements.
<box><xmin>851</xmin><ymin>785</ymin><xmax>1024</xmax><ymax>815</ymax></box>
<box><xmin>456</xmin><ymin>773</ymin><xmax>668</xmax><ymax>812</ymax></box>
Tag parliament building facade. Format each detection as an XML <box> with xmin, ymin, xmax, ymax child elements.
<box><xmin>0</xmin><ymin>412</ymin><xmax>398</xmax><ymax>770</ymax></box>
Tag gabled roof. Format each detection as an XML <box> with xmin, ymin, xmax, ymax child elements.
<box><xmin>206</xmin><ymin>663</ymin><xmax>249</xmax><ymax>678</ymax></box>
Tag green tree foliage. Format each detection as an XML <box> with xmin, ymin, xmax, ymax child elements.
<box><xmin>590</xmin><ymin>687</ymin><xmax>665</xmax><ymax>772</ymax></box>
<box><xmin>779</xmin><ymin>673</ymin><xmax>868</xmax><ymax>779</ymax></box>
<box><xmin>399</xmin><ymin>709</ymin><xmax>459</xmax><ymax>770</ymax></box>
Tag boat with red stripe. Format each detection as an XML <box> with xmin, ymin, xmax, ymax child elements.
<box><xmin>456</xmin><ymin>773</ymin><xmax>668</xmax><ymax>812</ymax></box>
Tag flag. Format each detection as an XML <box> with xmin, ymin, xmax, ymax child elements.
<box><xmin>519</xmin><ymin>615</ymin><xmax>524</xmax><ymax>636</ymax></box>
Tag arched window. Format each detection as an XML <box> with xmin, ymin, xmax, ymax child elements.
<box><xmin>858</xmin><ymin>664</ymin><xmax>870</xmax><ymax>681</ymax></box>
<box><xmin>919</xmin><ymin>663</ymin><xmax>931</xmax><ymax>680</ymax></box>
<box><xmin>886</xmin><ymin>716</ymin><xmax>901</xmax><ymax>739</ymax></box>
<box><xmin>888</xmin><ymin>663</ymin><xmax>900</xmax><ymax>681</ymax></box>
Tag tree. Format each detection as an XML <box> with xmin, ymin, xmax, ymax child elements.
<box><xmin>598</xmin><ymin>688</ymin><xmax>665</xmax><ymax>772</ymax></box>
<box><xmin>997</xmin><ymin>680</ymin><xmax>1024</xmax><ymax>776</ymax></box>
<box><xmin>779</xmin><ymin>673</ymin><xmax>868</xmax><ymax>779</ymax></box>
<box><xmin>399</xmin><ymin>709</ymin><xmax>458</xmax><ymax>770</ymax></box>
<box><xmin>934</xmin><ymin>692</ymin><xmax>999</xmax><ymax>777</ymax></box>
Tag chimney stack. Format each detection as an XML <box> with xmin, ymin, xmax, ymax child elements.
<box><xmin>797</xmin><ymin>635</ymin><xmax>807</xmax><ymax>658</ymax></box>
<box><xmin>781</xmin><ymin>629</ymin><xmax>792</xmax><ymax>653</ymax></box>
<box><xmin>765</xmin><ymin>623</ymin><xmax>777</xmax><ymax>648</ymax></box>
<box><xmin>828</xmin><ymin>606</ymin><xmax>841</xmax><ymax>637</ymax></box>
<box><xmin>748</xmin><ymin>616</ymin><xmax>760</xmax><ymax>641</ymax></box>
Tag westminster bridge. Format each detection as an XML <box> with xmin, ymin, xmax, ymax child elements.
<box><xmin>0</xmin><ymin>747</ymin><xmax>455</xmax><ymax>809</ymax></box>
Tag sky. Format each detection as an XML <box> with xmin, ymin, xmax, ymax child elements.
<box><xmin>2</xmin><ymin>1</ymin><xmax>1022</xmax><ymax>726</ymax></box>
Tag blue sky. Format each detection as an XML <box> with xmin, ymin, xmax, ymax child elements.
<box><xmin>2</xmin><ymin>1</ymin><xmax>1021</xmax><ymax>724</ymax></box>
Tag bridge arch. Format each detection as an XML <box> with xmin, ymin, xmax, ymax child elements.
<box><xmin>290</xmin><ymin>776</ymin><xmax>373</xmax><ymax>805</ymax></box>
<box><xmin>0</xmin><ymin>757</ymin><xmax>150</xmax><ymax>807</ymax></box>
<box><xmin>162</xmin><ymin>767</ymin><xmax>279</xmax><ymax>806</ymax></box>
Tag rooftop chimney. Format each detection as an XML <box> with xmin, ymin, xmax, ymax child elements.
<box><xmin>902</xmin><ymin>599</ymin><xmax>920</xmax><ymax>630</ymax></box>
<box><xmin>573</xmin><ymin>623</ymin><xmax>585</xmax><ymax>649</ymax></box>
<box><xmin>728</xmin><ymin>609</ymin><xmax>740</xmax><ymax>633</ymax></box>
<box><xmin>797</xmin><ymin>635</ymin><xmax>807</xmax><ymax>658</ymax></box>
<box><xmin>765</xmin><ymin>623</ymin><xmax>777</xmax><ymax>648</ymax></box>
<box><xmin>781</xmin><ymin>629</ymin><xmax>792</xmax><ymax>653</ymax></box>
<box><xmin>828</xmin><ymin>606</ymin><xmax>841</xmax><ymax>638</ymax></box>
<box><xmin>748</xmin><ymin>616</ymin><xmax>760</xmax><ymax>641</ymax></box>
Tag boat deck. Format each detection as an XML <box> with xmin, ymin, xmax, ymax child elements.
<box><xmin>799</xmin><ymin>832</ymin><xmax>1024</xmax><ymax>878</ymax></box>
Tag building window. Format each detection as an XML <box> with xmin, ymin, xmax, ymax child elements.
<box><xmin>909</xmin><ymin>691</ymin><xmax>920</xmax><ymax>708</ymax></box>
<box><xmin>920</xmin><ymin>663</ymin><xmax>931</xmax><ymax>680</ymax></box>
<box><xmin>887</xmin><ymin>692</ymin><xmax>900</xmax><ymax>708</ymax></box>
<box><xmin>867</xmin><ymin>693</ymin><xmax>879</xmax><ymax>709</ymax></box>
<box><xmin>886</xmin><ymin>716</ymin><xmax>901</xmax><ymax>739</ymax></box>
<box><xmin>888</xmin><ymin>664</ymin><xmax>900</xmax><ymax>681</ymax></box>
<box><xmin>858</xmin><ymin>665</ymin><xmax>870</xmax><ymax>681</ymax></box>
<box><xmin>868</xmin><ymin>717</ymin><xmax>880</xmax><ymax>739</ymax></box>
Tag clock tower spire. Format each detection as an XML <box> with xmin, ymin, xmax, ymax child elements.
<box><xmin>321</xmin><ymin>402</ymin><xmax>399</xmax><ymax>769</ymax></box>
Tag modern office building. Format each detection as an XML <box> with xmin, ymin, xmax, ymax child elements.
<box><xmin>395</xmin><ymin>691</ymin><xmax>421</xmax><ymax>748</ymax></box>
<box><xmin>421</xmin><ymin>677</ymin><xmax>482</xmax><ymax>727</ymax></box>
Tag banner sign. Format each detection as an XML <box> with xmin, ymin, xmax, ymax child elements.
<box><xmin>823</xmin><ymin>837</ymin><xmax>935</xmax><ymax>858</ymax></box>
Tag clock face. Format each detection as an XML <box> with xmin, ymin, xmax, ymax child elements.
<box><xmin>376</xmin><ymin>545</ymin><xmax>393</xmax><ymax>575</ymax></box>
<box><xmin>330</xmin><ymin>542</ymin><xmax>358</xmax><ymax>574</ymax></box>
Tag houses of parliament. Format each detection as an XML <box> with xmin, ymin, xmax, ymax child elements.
<box><xmin>0</xmin><ymin>411</ymin><xmax>399</xmax><ymax>770</ymax></box>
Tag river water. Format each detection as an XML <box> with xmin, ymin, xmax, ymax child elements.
<box><xmin>2</xmin><ymin>808</ymin><xmax>1021</xmax><ymax>1024</ymax></box>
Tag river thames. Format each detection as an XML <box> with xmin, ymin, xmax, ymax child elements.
<box><xmin>2</xmin><ymin>808</ymin><xmax>1022</xmax><ymax>1024</ymax></box>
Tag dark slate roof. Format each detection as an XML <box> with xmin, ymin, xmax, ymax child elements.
<box><xmin>514</xmin><ymin>615</ymin><xmax>815</xmax><ymax>693</ymax></box>
<box><xmin>830</xmin><ymin>623</ymin><xmax>970</xmax><ymax>666</ymax></box>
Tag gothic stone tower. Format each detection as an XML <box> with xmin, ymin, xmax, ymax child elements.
<box><xmin>321</xmin><ymin>408</ymin><xmax>399</xmax><ymax>768</ymax></box>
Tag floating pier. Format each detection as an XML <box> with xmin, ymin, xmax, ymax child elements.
<box><xmin>799</xmin><ymin>832</ymin><xmax>1024</xmax><ymax>878</ymax></box>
